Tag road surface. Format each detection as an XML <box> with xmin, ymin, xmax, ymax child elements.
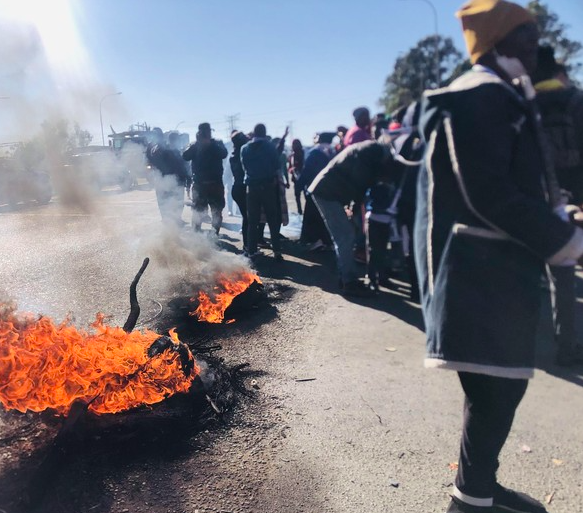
<box><xmin>0</xmin><ymin>189</ymin><xmax>582</xmax><ymax>513</ymax></box>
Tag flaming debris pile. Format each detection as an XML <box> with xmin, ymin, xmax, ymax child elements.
<box><xmin>0</xmin><ymin>306</ymin><xmax>197</xmax><ymax>415</ymax></box>
<box><xmin>0</xmin><ymin>256</ymin><xmax>284</xmax><ymax>511</ymax></box>
<box><xmin>191</xmin><ymin>271</ymin><xmax>262</xmax><ymax>324</ymax></box>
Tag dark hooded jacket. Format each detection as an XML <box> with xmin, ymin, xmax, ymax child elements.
<box><xmin>536</xmin><ymin>86</ymin><xmax>583</xmax><ymax>203</ymax></box>
<box><xmin>146</xmin><ymin>143</ymin><xmax>191</xmax><ymax>186</ymax></box>
<box><xmin>414</xmin><ymin>68</ymin><xmax>576</xmax><ymax>379</ymax></box>
<box><xmin>308</xmin><ymin>141</ymin><xmax>394</xmax><ymax>205</ymax></box>
<box><xmin>182</xmin><ymin>139</ymin><xmax>228</xmax><ymax>184</ymax></box>
<box><xmin>296</xmin><ymin>144</ymin><xmax>334</xmax><ymax>192</ymax></box>
<box><xmin>229</xmin><ymin>132</ymin><xmax>249</xmax><ymax>187</ymax></box>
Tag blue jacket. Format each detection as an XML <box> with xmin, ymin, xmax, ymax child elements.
<box><xmin>414</xmin><ymin>68</ymin><xmax>575</xmax><ymax>379</ymax></box>
<box><xmin>296</xmin><ymin>144</ymin><xmax>333</xmax><ymax>192</ymax></box>
<box><xmin>240</xmin><ymin>138</ymin><xmax>280</xmax><ymax>186</ymax></box>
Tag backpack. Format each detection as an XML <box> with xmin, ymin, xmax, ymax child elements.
<box><xmin>539</xmin><ymin>89</ymin><xmax>583</xmax><ymax>172</ymax></box>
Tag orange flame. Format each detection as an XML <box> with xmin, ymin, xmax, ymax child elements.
<box><xmin>190</xmin><ymin>271</ymin><xmax>261</xmax><ymax>324</ymax></box>
<box><xmin>0</xmin><ymin>309</ymin><xmax>198</xmax><ymax>416</ymax></box>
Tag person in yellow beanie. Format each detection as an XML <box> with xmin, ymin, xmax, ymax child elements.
<box><xmin>456</xmin><ymin>0</ymin><xmax>536</xmax><ymax>66</ymax></box>
<box><xmin>414</xmin><ymin>1</ymin><xmax>583</xmax><ymax>513</ymax></box>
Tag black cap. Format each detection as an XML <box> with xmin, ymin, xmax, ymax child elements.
<box><xmin>198</xmin><ymin>122</ymin><xmax>212</xmax><ymax>133</ymax></box>
<box><xmin>315</xmin><ymin>132</ymin><xmax>336</xmax><ymax>144</ymax></box>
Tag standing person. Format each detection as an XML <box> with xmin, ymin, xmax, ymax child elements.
<box><xmin>240</xmin><ymin>123</ymin><xmax>283</xmax><ymax>262</ymax></box>
<box><xmin>415</xmin><ymin>2</ymin><xmax>583</xmax><ymax>512</ymax></box>
<box><xmin>271</xmin><ymin>135</ymin><xmax>291</xmax><ymax>236</ymax></box>
<box><xmin>256</xmin><ymin>130</ymin><xmax>290</xmax><ymax>246</ymax></box>
<box><xmin>308</xmin><ymin>139</ymin><xmax>396</xmax><ymax>296</ymax></box>
<box><xmin>533</xmin><ymin>45</ymin><xmax>583</xmax><ymax>366</ymax></box>
<box><xmin>372</xmin><ymin>112</ymin><xmax>389</xmax><ymax>139</ymax></box>
<box><xmin>335</xmin><ymin>125</ymin><xmax>348</xmax><ymax>154</ymax></box>
<box><xmin>393</xmin><ymin>101</ymin><xmax>424</xmax><ymax>303</ymax></box>
<box><xmin>146</xmin><ymin>127</ymin><xmax>190</xmax><ymax>227</ymax></box>
<box><xmin>344</xmin><ymin>108</ymin><xmax>374</xmax><ymax>264</ymax></box>
<box><xmin>343</xmin><ymin>107</ymin><xmax>373</xmax><ymax>146</ymax></box>
<box><xmin>298</xmin><ymin>132</ymin><xmax>335</xmax><ymax>251</ymax></box>
<box><xmin>365</xmin><ymin>180</ymin><xmax>396</xmax><ymax>291</ymax></box>
<box><xmin>230</xmin><ymin>130</ymin><xmax>250</xmax><ymax>251</ymax></box>
<box><xmin>288</xmin><ymin>139</ymin><xmax>305</xmax><ymax>214</ymax></box>
<box><xmin>182</xmin><ymin>122</ymin><xmax>228</xmax><ymax>235</ymax></box>
<box><xmin>223</xmin><ymin>155</ymin><xmax>234</xmax><ymax>216</ymax></box>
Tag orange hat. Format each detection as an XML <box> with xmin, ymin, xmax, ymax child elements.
<box><xmin>456</xmin><ymin>0</ymin><xmax>536</xmax><ymax>64</ymax></box>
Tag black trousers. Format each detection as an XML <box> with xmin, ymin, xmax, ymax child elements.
<box><xmin>455</xmin><ymin>372</ymin><xmax>528</xmax><ymax>501</ymax></box>
<box><xmin>366</xmin><ymin>219</ymin><xmax>390</xmax><ymax>285</ymax></box>
<box><xmin>232</xmin><ymin>183</ymin><xmax>248</xmax><ymax>249</ymax></box>
<box><xmin>300</xmin><ymin>195</ymin><xmax>332</xmax><ymax>245</ymax></box>
<box><xmin>191</xmin><ymin>181</ymin><xmax>225</xmax><ymax>233</ymax></box>
<box><xmin>293</xmin><ymin>182</ymin><xmax>303</xmax><ymax>214</ymax></box>
<box><xmin>247</xmin><ymin>181</ymin><xmax>281</xmax><ymax>254</ymax></box>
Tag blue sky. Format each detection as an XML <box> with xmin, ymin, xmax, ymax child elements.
<box><xmin>1</xmin><ymin>0</ymin><xmax>582</xmax><ymax>146</ymax></box>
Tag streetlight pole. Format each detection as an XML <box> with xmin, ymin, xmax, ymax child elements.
<box><xmin>99</xmin><ymin>91</ymin><xmax>122</xmax><ymax>146</ymax></box>
<box><xmin>400</xmin><ymin>0</ymin><xmax>440</xmax><ymax>87</ymax></box>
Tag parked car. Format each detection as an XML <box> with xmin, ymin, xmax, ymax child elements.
<box><xmin>63</xmin><ymin>146</ymin><xmax>134</xmax><ymax>191</ymax></box>
<box><xmin>0</xmin><ymin>156</ymin><xmax>52</xmax><ymax>208</ymax></box>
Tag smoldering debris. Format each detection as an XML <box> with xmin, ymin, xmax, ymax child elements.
<box><xmin>139</xmin><ymin>228</ymin><xmax>252</xmax><ymax>297</ymax></box>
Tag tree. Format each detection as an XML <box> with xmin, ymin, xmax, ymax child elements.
<box><xmin>71</xmin><ymin>123</ymin><xmax>93</xmax><ymax>149</ymax></box>
<box><xmin>527</xmin><ymin>1</ymin><xmax>582</xmax><ymax>76</ymax></box>
<box><xmin>10</xmin><ymin>119</ymin><xmax>93</xmax><ymax>173</ymax></box>
<box><xmin>379</xmin><ymin>36</ymin><xmax>463</xmax><ymax>114</ymax></box>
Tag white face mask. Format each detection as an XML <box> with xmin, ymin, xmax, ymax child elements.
<box><xmin>493</xmin><ymin>51</ymin><xmax>527</xmax><ymax>79</ymax></box>
<box><xmin>493</xmin><ymin>50</ymin><xmax>536</xmax><ymax>100</ymax></box>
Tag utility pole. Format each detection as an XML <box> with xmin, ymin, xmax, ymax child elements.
<box><xmin>225</xmin><ymin>113</ymin><xmax>240</xmax><ymax>138</ymax></box>
<box><xmin>99</xmin><ymin>91</ymin><xmax>122</xmax><ymax>146</ymax></box>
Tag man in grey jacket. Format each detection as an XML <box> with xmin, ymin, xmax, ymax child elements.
<box><xmin>308</xmin><ymin>139</ymin><xmax>395</xmax><ymax>296</ymax></box>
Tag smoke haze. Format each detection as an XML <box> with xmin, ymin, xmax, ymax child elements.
<box><xmin>0</xmin><ymin>17</ymin><xmax>250</xmax><ymax>327</ymax></box>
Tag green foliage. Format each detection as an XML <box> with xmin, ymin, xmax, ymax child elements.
<box><xmin>527</xmin><ymin>0</ymin><xmax>582</xmax><ymax>76</ymax></box>
<box><xmin>40</xmin><ymin>119</ymin><xmax>92</xmax><ymax>154</ymax></box>
<box><xmin>72</xmin><ymin>122</ymin><xmax>93</xmax><ymax>149</ymax></box>
<box><xmin>443</xmin><ymin>59</ymin><xmax>472</xmax><ymax>87</ymax></box>
<box><xmin>10</xmin><ymin>119</ymin><xmax>93</xmax><ymax>173</ymax></box>
<box><xmin>379</xmin><ymin>36</ymin><xmax>463</xmax><ymax>114</ymax></box>
<box><xmin>11</xmin><ymin>139</ymin><xmax>44</xmax><ymax>172</ymax></box>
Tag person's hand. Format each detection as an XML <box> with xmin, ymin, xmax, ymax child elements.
<box><xmin>572</xmin><ymin>210</ymin><xmax>583</xmax><ymax>227</ymax></box>
<box><xmin>283</xmin><ymin>126</ymin><xmax>290</xmax><ymax>139</ymax></box>
<box><xmin>285</xmin><ymin>182</ymin><xmax>290</xmax><ymax>189</ymax></box>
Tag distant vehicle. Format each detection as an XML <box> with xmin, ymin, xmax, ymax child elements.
<box><xmin>63</xmin><ymin>145</ymin><xmax>134</xmax><ymax>191</ymax></box>
<box><xmin>0</xmin><ymin>155</ymin><xmax>53</xmax><ymax>208</ymax></box>
<box><xmin>108</xmin><ymin>124</ymin><xmax>190</xmax><ymax>183</ymax></box>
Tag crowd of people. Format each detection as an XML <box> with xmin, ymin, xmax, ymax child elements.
<box><xmin>145</xmin><ymin>106</ymin><xmax>423</xmax><ymax>299</ymax></box>
<box><xmin>144</xmin><ymin>1</ymin><xmax>583</xmax><ymax>510</ymax></box>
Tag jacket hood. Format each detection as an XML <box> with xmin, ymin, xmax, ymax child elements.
<box><xmin>419</xmin><ymin>68</ymin><xmax>524</xmax><ymax>141</ymax></box>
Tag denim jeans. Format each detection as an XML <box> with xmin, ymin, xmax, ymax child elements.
<box><xmin>312</xmin><ymin>195</ymin><xmax>358</xmax><ymax>283</ymax></box>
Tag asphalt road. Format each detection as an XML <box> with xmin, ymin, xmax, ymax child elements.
<box><xmin>1</xmin><ymin>188</ymin><xmax>582</xmax><ymax>513</ymax></box>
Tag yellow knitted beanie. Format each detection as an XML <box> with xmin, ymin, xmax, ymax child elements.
<box><xmin>456</xmin><ymin>0</ymin><xmax>536</xmax><ymax>63</ymax></box>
